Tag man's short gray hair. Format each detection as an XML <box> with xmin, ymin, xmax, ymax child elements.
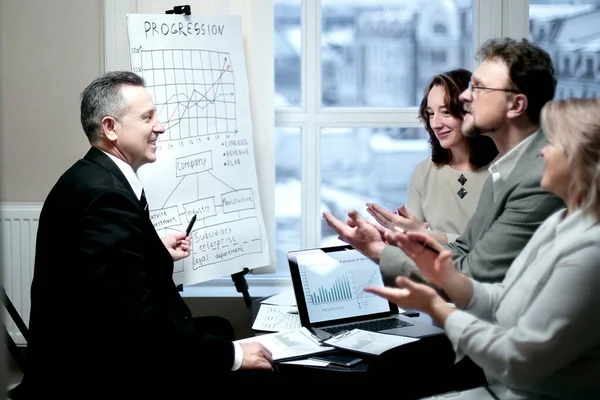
<box><xmin>80</xmin><ymin>71</ymin><xmax>146</xmax><ymax>144</ymax></box>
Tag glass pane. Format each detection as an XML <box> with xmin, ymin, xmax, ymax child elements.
<box><xmin>274</xmin><ymin>0</ymin><xmax>302</xmax><ymax>107</ymax></box>
<box><xmin>321</xmin><ymin>0</ymin><xmax>474</xmax><ymax>107</ymax></box>
<box><xmin>275</xmin><ymin>127</ymin><xmax>302</xmax><ymax>276</ymax></box>
<box><xmin>529</xmin><ymin>0</ymin><xmax>600</xmax><ymax>100</ymax></box>
<box><xmin>320</xmin><ymin>127</ymin><xmax>430</xmax><ymax>246</ymax></box>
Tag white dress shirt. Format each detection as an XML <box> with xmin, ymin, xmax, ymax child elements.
<box><xmin>488</xmin><ymin>132</ymin><xmax>537</xmax><ymax>202</ymax></box>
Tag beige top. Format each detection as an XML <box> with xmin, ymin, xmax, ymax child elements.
<box><xmin>407</xmin><ymin>157</ymin><xmax>490</xmax><ymax>242</ymax></box>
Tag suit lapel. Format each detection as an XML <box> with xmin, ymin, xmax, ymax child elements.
<box><xmin>504</xmin><ymin>129</ymin><xmax>547</xmax><ymax>185</ymax></box>
<box><xmin>471</xmin><ymin>130</ymin><xmax>546</xmax><ymax>237</ymax></box>
<box><xmin>84</xmin><ymin>147</ymin><xmax>138</xmax><ymax>201</ymax></box>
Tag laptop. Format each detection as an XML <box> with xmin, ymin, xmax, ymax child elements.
<box><xmin>288</xmin><ymin>244</ymin><xmax>445</xmax><ymax>340</ymax></box>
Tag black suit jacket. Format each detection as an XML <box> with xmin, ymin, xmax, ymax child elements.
<box><xmin>24</xmin><ymin>148</ymin><xmax>235</xmax><ymax>396</ymax></box>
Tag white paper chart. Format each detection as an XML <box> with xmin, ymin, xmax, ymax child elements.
<box><xmin>126</xmin><ymin>14</ymin><xmax>270</xmax><ymax>285</ymax></box>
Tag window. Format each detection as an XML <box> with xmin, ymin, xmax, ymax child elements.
<box><xmin>273</xmin><ymin>0</ymin><xmax>475</xmax><ymax>277</ymax></box>
<box><xmin>529</xmin><ymin>0</ymin><xmax>600</xmax><ymax>100</ymax></box>
<box><xmin>105</xmin><ymin>0</ymin><xmax>553</xmax><ymax>295</ymax></box>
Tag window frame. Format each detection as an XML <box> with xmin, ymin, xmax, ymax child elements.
<box><xmin>103</xmin><ymin>0</ymin><xmax>529</xmax><ymax>297</ymax></box>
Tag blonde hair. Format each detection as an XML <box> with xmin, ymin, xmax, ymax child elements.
<box><xmin>540</xmin><ymin>98</ymin><xmax>600</xmax><ymax>219</ymax></box>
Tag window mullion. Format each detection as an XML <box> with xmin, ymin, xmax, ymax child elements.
<box><xmin>474</xmin><ymin>0</ymin><xmax>503</xmax><ymax>56</ymax></box>
<box><xmin>503</xmin><ymin>0</ymin><xmax>529</xmax><ymax>39</ymax></box>
<box><xmin>302</xmin><ymin>0</ymin><xmax>320</xmax><ymax>248</ymax></box>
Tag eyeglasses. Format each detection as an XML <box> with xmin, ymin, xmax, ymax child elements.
<box><xmin>468</xmin><ymin>81</ymin><xmax>520</xmax><ymax>94</ymax></box>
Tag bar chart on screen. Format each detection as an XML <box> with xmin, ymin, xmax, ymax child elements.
<box><xmin>304</xmin><ymin>268</ymin><xmax>380</xmax><ymax>307</ymax></box>
<box><xmin>297</xmin><ymin>252</ymin><xmax>390</xmax><ymax>322</ymax></box>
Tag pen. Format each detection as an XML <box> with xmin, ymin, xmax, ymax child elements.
<box><xmin>418</xmin><ymin>241</ymin><xmax>440</xmax><ymax>255</ymax></box>
<box><xmin>393</xmin><ymin>226</ymin><xmax>440</xmax><ymax>255</ymax></box>
<box><xmin>185</xmin><ymin>214</ymin><xmax>197</xmax><ymax>236</ymax></box>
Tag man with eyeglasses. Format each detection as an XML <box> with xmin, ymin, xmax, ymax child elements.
<box><xmin>323</xmin><ymin>37</ymin><xmax>565</xmax><ymax>288</ymax></box>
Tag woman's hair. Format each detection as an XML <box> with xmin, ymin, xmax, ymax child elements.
<box><xmin>541</xmin><ymin>98</ymin><xmax>600</xmax><ymax>219</ymax></box>
<box><xmin>418</xmin><ymin>69</ymin><xmax>498</xmax><ymax>168</ymax></box>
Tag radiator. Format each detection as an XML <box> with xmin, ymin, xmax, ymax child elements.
<box><xmin>1</xmin><ymin>202</ymin><xmax>42</xmax><ymax>346</ymax></box>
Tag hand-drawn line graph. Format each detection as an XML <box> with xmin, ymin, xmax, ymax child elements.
<box><xmin>139</xmin><ymin>49</ymin><xmax>237</xmax><ymax>141</ymax></box>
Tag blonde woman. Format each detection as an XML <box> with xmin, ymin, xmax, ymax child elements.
<box><xmin>367</xmin><ymin>98</ymin><xmax>600</xmax><ymax>399</ymax></box>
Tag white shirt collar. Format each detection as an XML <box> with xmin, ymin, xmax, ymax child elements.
<box><xmin>99</xmin><ymin>150</ymin><xmax>144</xmax><ymax>201</ymax></box>
<box><xmin>489</xmin><ymin>130</ymin><xmax>539</xmax><ymax>183</ymax></box>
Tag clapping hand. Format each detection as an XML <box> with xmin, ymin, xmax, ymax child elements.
<box><xmin>322</xmin><ymin>209</ymin><xmax>388</xmax><ymax>263</ymax></box>
<box><xmin>366</xmin><ymin>203</ymin><xmax>427</xmax><ymax>233</ymax></box>
<box><xmin>384</xmin><ymin>230</ymin><xmax>454</xmax><ymax>288</ymax></box>
<box><xmin>365</xmin><ymin>276</ymin><xmax>443</xmax><ymax>314</ymax></box>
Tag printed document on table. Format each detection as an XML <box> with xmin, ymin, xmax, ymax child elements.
<box><xmin>236</xmin><ymin>327</ymin><xmax>334</xmax><ymax>361</ymax></box>
<box><xmin>252</xmin><ymin>304</ymin><xmax>301</xmax><ymax>332</ymax></box>
<box><xmin>260</xmin><ymin>288</ymin><xmax>297</xmax><ymax>306</ymax></box>
<box><xmin>279</xmin><ymin>359</ymin><xmax>330</xmax><ymax>367</ymax></box>
<box><xmin>323</xmin><ymin>329</ymin><xmax>419</xmax><ymax>356</ymax></box>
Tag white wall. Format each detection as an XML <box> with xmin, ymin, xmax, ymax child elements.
<box><xmin>0</xmin><ymin>0</ymin><xmax>103</xmax><ymax>202</ymax></box>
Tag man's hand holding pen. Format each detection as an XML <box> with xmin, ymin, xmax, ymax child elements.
<box><xmin>161</xmin><ymin>231</ymin><xmax>191</xmax><ymax>262</ymax></box>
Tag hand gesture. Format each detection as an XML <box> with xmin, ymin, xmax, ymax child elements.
<box><xmin>322</xmin><ymin>209</ymin><xmax>387</xmax><ymax>263</ymax></box>
<box><xmin>366</xmin><ymin>203</ymin><xmax>425</xmax><ymax>233</ymax></box>
<box><xmin>365</xmin><ymin>276</ymin><xmax>443</xmax><ymax>314</ymax></box>
<box><xmin>160</xmin><ymin>231</ymin><xmax>191</xmax><ymax>261</ymax></box>
<box><xmin>385</xmin><ymin>231</ymin><xmax>454</xmax><ymax>288</ymax></box>
<box><xmin>239</xmin><ymin>342</ymin><xmax>274</xmax><ymax>371</ymax></box>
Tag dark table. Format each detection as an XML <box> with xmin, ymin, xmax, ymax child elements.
<box><xmin>249</xmin><ymin>297</ymin><xmax>373</xmax><ymax>381</ymax></box>
<box><xmin>250</xmin><ymin>296</ymin><xmax>486</xmax><ymax>392</ymax></box>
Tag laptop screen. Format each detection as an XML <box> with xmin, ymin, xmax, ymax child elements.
<box><xmin>288</xmin><ymin>245</ymin><xmax>396</xmax><ymax>327</ymax></box>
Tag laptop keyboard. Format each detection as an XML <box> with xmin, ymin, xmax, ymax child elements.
<box><xmin>321</xmin><ymin>318</ymin><xmax>413</xmax><ymax>336</ymax></box>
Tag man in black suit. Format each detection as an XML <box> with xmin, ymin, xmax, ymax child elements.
<box><xmin>22</xmin><ymin>71</ymin><xmax>276</xmax><ymax>398</ymax></box>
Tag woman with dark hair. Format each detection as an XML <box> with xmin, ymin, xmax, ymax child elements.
<box><xmin>367</xmin><ymin>68</ymin><xmax>498</xmax><ymax>244</ymax></box>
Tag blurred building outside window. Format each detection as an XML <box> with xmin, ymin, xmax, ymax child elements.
<box><xmin>272</xmin><ymin>0</ymin><xmax>599</xmax><ymax>277</ymax></box>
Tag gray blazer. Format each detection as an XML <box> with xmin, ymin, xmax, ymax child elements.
<box><xmin>445</xmin><ymin>209</ymin><xmax>600</xmax><ymax>399</ymax></box>
<box><xmin>379</xmin><ymin>130</ymin><xmax>565</xmax><ymax>285</ymax></box>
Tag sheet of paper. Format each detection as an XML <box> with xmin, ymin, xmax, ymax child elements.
<box><xmin>260</xmin><ymin>288</ymin><xmax>297</xmax><ymax>306</ymax></box>
<box><xmin>236</xmin><ymin>327</ymin><xmax>334</xmax><ymax>361</ymax></box>
<box><xmin>323</xmin><ymin>329</ymin><xmax>419</xmax><ymax>356</ymax></box>
<box><xmin>279</xmin><ymin>359</ymin><xmax>330</xmax><ymax>367</ymax></box>
<box><xmin>252</xmin><ymin>304</ymin><xmax>301</xmax><ymax>332</ymax></box>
